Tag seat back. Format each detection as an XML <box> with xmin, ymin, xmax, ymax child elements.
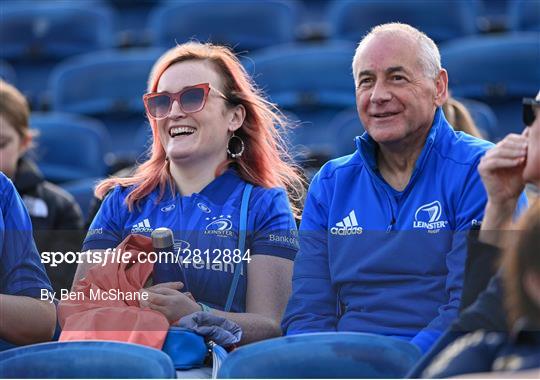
<box><xmin>49</xmin><ymin>49</ymin><xmax>162</xmax><ymax>157</ymax></box>
<box><xmin>247</xmin><ymin>42</ymin><xmax>357</xmax><ymax>159</ymax></box>
<box><xmin>328</xmin><ymin>0</ymin><xmax>477</xmax><ymax>44</ymax></box>
<box><xmin>508</xmin><ymin>0</ymin><xmax>540</xmax><ymax>31</ymax></box>
<box><xmin>218</xmin><ymin>332</ymin><xmax>421</xmax><ymax>379</ymax></box>
<box><xmin>149</xmin><ymin>0</ymin><xmax>299</xmax><ymax>51</ymax></box>
<box><xmin>0</xmin><ymin>341</ymin><xmax>175</xmax><ymax>378</ymax></box>
<box><xmin>0</xmin><ymin>1</ymin><xmax>114</xmax><ymax>108</ymax></box>
<box><xmin>30</xmin><ymin>112</ymin><xmax>110</xmax><ymax>183</ymax></box>
<box><xmin>442</xmin><ymin>33</ymin><xmax>540</xmax><ymax>138</ymax></box>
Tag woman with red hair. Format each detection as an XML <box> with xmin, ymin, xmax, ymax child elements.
<box><xmin>75</xmin><ymin>42</ymin><xmax>304</xmax><ymax>344</ymax></box>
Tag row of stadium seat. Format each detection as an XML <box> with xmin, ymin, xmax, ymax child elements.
<box><xmin>3</xmin><ymin>0</ymin><xmax>537</xmax><ymax>55</ymax></box>
<box><xmin>2</xmin><ymin>0</ymin><xmax>538</xmax><ymax>108</ymax></box>
<box><xmin>7</xmin><ymin>34</ymin><xmax>536</xmax><ymax>154</ymax></box>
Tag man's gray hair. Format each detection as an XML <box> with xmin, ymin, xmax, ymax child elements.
<box><xmin>352</xmin><ymin>23</ymin><xmax>441</xmax><ymax>85</ymax></box>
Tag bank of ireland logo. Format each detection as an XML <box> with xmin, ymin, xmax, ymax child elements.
<box><xmin>204</xmin><ymin>215</ymin><xmax>234</xmax><ymax>237</ymax></box>
<box><xmin>413</xmin><ymin>201</ymin><xmax>448</xmax><ymax>232</ymax></box>
<box><xmin>330</xmin><ymin>210</ymin><xmax>363</xmax><ymax>235</ymax></box>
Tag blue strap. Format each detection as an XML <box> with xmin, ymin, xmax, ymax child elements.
<box><xmin>224</xmin><ymin>183</ymin><xmax>253</xmax><ymax>312</ymax></box>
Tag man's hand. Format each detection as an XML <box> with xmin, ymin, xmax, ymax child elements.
<box><xmin>478</xmin><ymin>129</ymin><xmax>528</xmax><ymax>204</ymax></box>
<box><xmin>478</xmin><ymin>129</ymin><xmax>529</xmax><ymax>246</ymax></box>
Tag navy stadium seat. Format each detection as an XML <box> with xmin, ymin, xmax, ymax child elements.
<box><xmin>0</xmin><ymin>341</ymin><xmax>175</xmax><ymax>378</ymax></box>
<box><xmin>0</xmin><ymin>1</ymin><xmax>114</xmax><ymax>109</ymax></box>
<box><xmin>442</xmin><ymin>33</ymin><xmax>540</xmax><ymax>139</ymax></box>
<box><xmin>61</xmin><ymin>177</ymin><xmax>102</xmax><ymax>220</ymax></box>
<box><xmin>328</xmin><ymin>0</ymin><xmax>477</xmax><ymax>44</ymax></box>
<box><xmin>30</xmin><ymin>113</ymin><xmax>111</xmax><ymax>183</ymax></box>
<box><xmin>246</xmin><ymin>42</ymin><xmax>357</xmax><ymax>161</ymax></box>
<box><xmin>217</xmin><ymin>332</ymin><xmax>421</xmax><ymax>379</ymax></box>
<box><xmin>508</xmin><ymin>0</ymin><xmax>540</xmax><ymax>32</ymax></box>
<box><xmin>49</xmin><ymin>49</ymin><xmax>163</xmax><ymax>159</ymax></box>
<box><xmin>457</xmin><ymin>98</ymin><xmax>498</xmax><ymax>140</ymax></box>
<box><xmin>326</xmin><ymin>108</ymin><xmax>365</xmax><ymax>157</ymax></box>
<box><xmin>149</xmin><ymin>0</ymin><xmax>299</xmax><ymax>51</ymax></box>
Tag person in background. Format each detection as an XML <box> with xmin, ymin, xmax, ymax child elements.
<box><xmin>408</xmin><ymin>91</ymin><xmax>539</xmax><ymax>378</ymax></box>
<box><xmin>443</xmin><ymin>97</ymin><xmax>484</xmax><ymax>139</ymax></box>
<box><xmin>423</xmin><ymin>201</ymin><xmax>540</xmax><ymax>378</ymax></box>
<box><xmin>281</xmin><ymin>22</ymin><xmax>527</xmax><ymax>354</ymax></box>
<box><xmin>0</xmin><ymin>80</ymin><xmax>84</xmax><ymax>293</ymax></box>
<box><xmin>75</xmin><ymin>42</ymin><xmax>304</xmax><ymax>345</ymax></box>
<box><xmin>0</xmin><ymin>172</ymin><xmax>56</xmax><ymax>345</ymax></box>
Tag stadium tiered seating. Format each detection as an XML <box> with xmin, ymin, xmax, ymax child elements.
<box><xmin>30</xmin><ymin>113</ymin><xmax>111</xmax><ymax>183</ymax></box>
<box><xmin>148</xmin><ymin>0</ymin><xmax>300</xmax><ymax>52</ymax></box>
<box><xmin>49</xmin><ymin>49</ymin><xmax>163</xmax><ymax>160</ymax></box>
<box><xmin>0</xmin><ymin>341</ymin><xmax>175</xmax><ymax>378</ymax></box>
<box><xmin>328</xmin><ymin>0</ymin><xmax>477</xmax><ymax>44</ymax></box>
<box><xmin>246</xmin><ymin>42</ymin><xmax>356</xmax><ymax>162</ymax></box>
<box><xmin>442</xmin><ymin>33</ymin><xmax>540</xmax><ymax>139</ymax></box>
<box><xmin>218</xmin><ymin>332</ymin><xmax>421</xmax><ymax>378</ymax></box>
<box><xmin>0</xmin><ymin>1</ymin><xmax>114</xmax><ymax>109</ymax></box>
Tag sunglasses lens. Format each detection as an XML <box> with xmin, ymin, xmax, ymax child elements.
<box><xmin>147</xmin><ymin>94</ymin><xmax>171</xmax><ymax>118</ymax></box>
<box><xmin>181</xmin><ymin>87</ymin><xmax>205</xmax><ymax>113</ymax></box>
<box><xmin>523</xmin><ymin>104</ymin><xmax>536</xmax><ymax>126</ymax></box>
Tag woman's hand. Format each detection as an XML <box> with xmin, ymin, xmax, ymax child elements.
<box><xmin>139</xmin><ymin>281</ymin><xmax>200</xmax><ymax>324</ymax></box>
<box><xmin>478</xmin><ymin>129</ymin><xmax>528</xmax><ymax>204</ymax></box>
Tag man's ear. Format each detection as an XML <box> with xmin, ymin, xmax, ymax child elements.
<box><xmin>434</xmin><ymin>69</ymin><xmax>449</xmax><ymax>107</ymax></box>
<box><xmin>228</xmin><ymin>104</ymin><xmax>246</xmax><ymax>132</ymax></box>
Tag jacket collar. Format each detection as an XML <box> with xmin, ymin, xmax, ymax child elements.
<box><xmin>355</xmin><ymin>107</ymin><xmax>447</xmax><ymax>187</ymax></box>
<box><xmin>13</xmin><ymin>157</ymin><xmax>44</xmax><ymax>193</ymax></box>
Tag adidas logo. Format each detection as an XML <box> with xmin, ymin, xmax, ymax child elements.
<box><xmin>330</xmin><ymin>210</ymin><xmax>363</xmax><ymax>235</ymax></box>
<box><xmin>131</xmin><ymin>218</ymin><xmax>153</xmax><ymax>233</ymax></box>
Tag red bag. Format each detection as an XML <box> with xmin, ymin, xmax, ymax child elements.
<box><xmin>58</xmin><ymin>234</ymin><xmax>170</xmax><ymax>349</ymax></box>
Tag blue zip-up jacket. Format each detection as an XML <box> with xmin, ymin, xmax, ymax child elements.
<box><xmin>282</xmin><ymin>109</ymin><xmax>527</xmax><ymax>353</ymax></box>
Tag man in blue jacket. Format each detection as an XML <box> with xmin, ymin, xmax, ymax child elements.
<box><xmin>281</xmin><ymin>23</ymin><xmax>527</xmax><ymax>353</ymax></box>
<box><xmin>0</xmin><ymin>172</ymin><xmax>56</xmax><ymax>346</ymax></box>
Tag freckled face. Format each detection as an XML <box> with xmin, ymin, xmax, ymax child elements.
<box><xmin>155</xmin><ymin>60</ymin><xmax>234</xmax><ymax>167</ymax></box>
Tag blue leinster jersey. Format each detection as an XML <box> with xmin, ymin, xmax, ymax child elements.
<box><xmin>83</xmin><ymin>169</ymin><xmax>298</xmax><ymax>312</ymax></box>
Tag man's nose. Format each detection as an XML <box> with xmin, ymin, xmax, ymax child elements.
<box><xmin>369</xmin><ymin>80</ymin><xmax>392</xmax><ymax>104</ymax></box>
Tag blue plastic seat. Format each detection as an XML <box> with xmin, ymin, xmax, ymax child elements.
<box><xmin>0</xmin><ymin>341</ymin><xmax>175</xmax><ymax>378</ymax></box>
<box><xmin>328</xmin><ymin>0</ymin><xmax>477</xmax><ymax>44</ymax></box>
<box><xmin>49</xmin><ymin>49</ymin><xmax>162</xmax><ymax>158</ymax></box>
<box><xmin>30</xmin><ymin>112</ymin><xmax>111</xmax><ymax>183</ymax></box>
<box><xmin>326</xmin><ymin>108</ymin><xmax>365</xmax><ymax>157</ymax></box>
<box><xmin>508</xmin><ymin>0</ymin><xmax>540</xmax><ymax>32</ymax></box>
<box><xmin>0</xmin><ymin>59</ymin><xmax>17</xmax><ymax>85</ymax></box>
<box><xmin>61</xmin><ymin>177</ymin><xmax>103</xmax><ymax>220</ymax></box>
<box><xmin>218</xmin><ymin>332</ymin><xmax>421</xmax><ymax>379</ymax></box>
<box><xmin>442</xmin><ymin>33</ymin><xmax>540</xmax><ymax>139</ymax></box>
<box><xmin>246</xmin><ymin>42</ymin><xmax>357</xmax><ymax>160</ymax></box>
<box><xmin>0</xmin><ymin>1</ymin><xmax>114</xmax><ymax>108</ymax></box>
<box><xmin>149</xmin><ymin>0</ymin><xmax>299</xmax><ymax>51</ymax></box>
<box><xmin>457</xmin><ymin>98</ymin><xmax>498</xmax><ymax>141</ymax></box>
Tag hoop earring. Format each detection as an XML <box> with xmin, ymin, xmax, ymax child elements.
<box><xmin>227</xmin><ymin>132</ymin><xmax>245</xmax><ymax>159</ymax></box>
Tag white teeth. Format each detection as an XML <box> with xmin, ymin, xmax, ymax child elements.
<box><xmin>170</xmin><ymin>127</ymin><xmax>196</xmax><ymax>137</ymax></box>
